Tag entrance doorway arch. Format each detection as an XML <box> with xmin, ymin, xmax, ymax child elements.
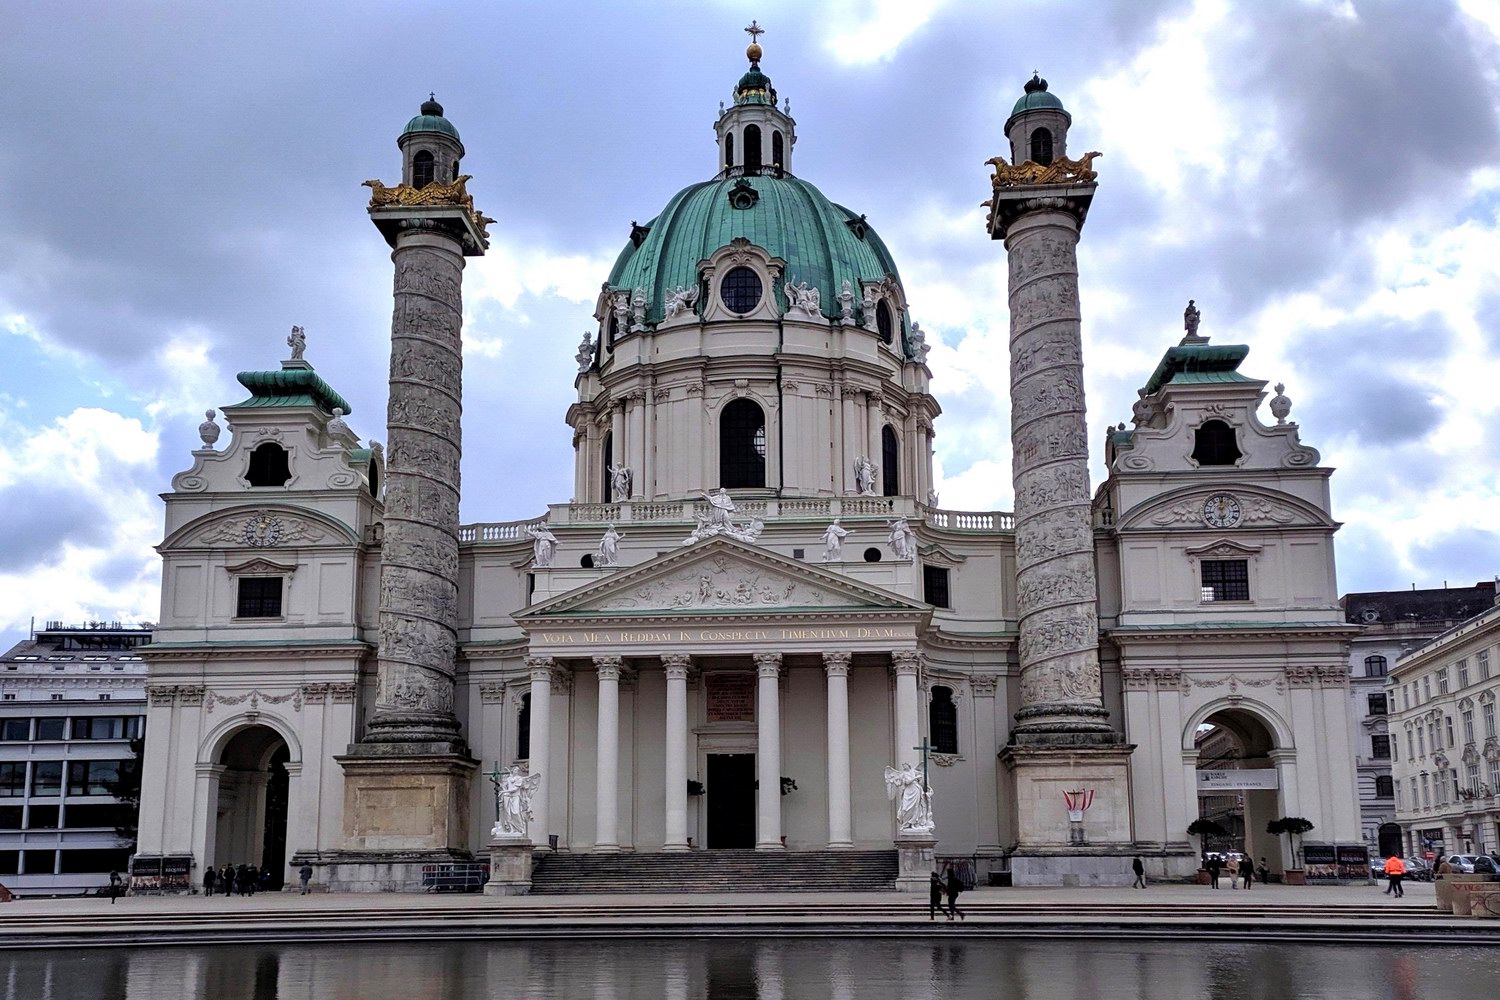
<box><xmin>212</xmin><ymin>725</ymin><xmax>291</xmax><ymax>888</ymax></box>
<box><xmin>1191</xmin><ymin>705</ymin><xmax>1286</xmax><ymax>874</ymax></box>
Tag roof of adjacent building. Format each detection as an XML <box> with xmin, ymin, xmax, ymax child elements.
<box><xmin>232</xmin><ymin>364</ymin><xmax>351</xmax><ymax>415</ymax></box>
<box><xmin>1341</xmin><ymin>581</ymin><xmax>1497</xmax><ymax>626</ymax></box>
<box><xmin>606</xmin><ymin>174</ymin><xmax>904</xmax><ymax>330</ymax></box>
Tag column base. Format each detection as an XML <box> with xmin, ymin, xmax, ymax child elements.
<box><xmin>894</xmin><ymin>833</ymin><xmax>938</xmax><ymax>893</ymax></box>
<box><xmin>826</xmin><ymin>841</ymin><xmax>853</xmax><ymax>851</ymax></box>
<box><xmin>482</xmin><ymin>838</ymin><xmax>534</xmax><ymax>896</ymax></box>
<box><xmin>1001</xmin><ymin>741</ymin><xmax>1135</xmax><ymax>857</ymax></box>
<box><xmin>296</xmin><ymin>849</ymin><xmax>477</xmax><ymax>893</ymax></box>
<box><xmin>336</xmin><ymin>745</ymin><xmax>478</xmax><ymax>854</ymax></box>
<box><xmin>662</xmin><ymin>843</ymin><xmax>691</xmax><ymax>853</ymax></box>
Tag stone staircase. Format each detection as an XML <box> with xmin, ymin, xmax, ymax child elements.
<box><xmin>529</xmin><ymin>849</ymin><xmax>898</xmax><ymax>895</ymax></box>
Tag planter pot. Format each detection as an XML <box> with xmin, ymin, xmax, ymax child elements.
<box><xmin>1471</xmin><ymin>890</ymin><xmax>1500</xmax><ymax>919</ymax></box>
<box><xmin>1450</xmin><ymin>875</ymin><xmax>1499</xmax><ymax>916</ymax></box>
<box><xmin>1435</xmin><ymin>875</ymin><xmax>1453</xmax><ymax>912</ymax></box>
<box><xmin>1282</xmin><ymin>869</ymin><xmax>1307</xmax><ymax>886</ymax></box>
<box><xmin>1196</xmin><ymin>869</ymin><xmax>1210</xmax><ymax>886</ymax></box>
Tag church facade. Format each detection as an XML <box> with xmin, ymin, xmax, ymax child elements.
<box><xmin>133</xmin><ymin>45</ymin><xmax>1361</xmax><ymax>890</ymax></box>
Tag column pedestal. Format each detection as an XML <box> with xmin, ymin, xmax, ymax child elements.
<box><xmin>482</xmin><ymin>836</ymin><xmax>534</xmax><ymax>896</ymax></box>
<box><xmin>1000</xmin><ymin>743</ymin><xmax>1136</xmax><ymax>887</ymax></box>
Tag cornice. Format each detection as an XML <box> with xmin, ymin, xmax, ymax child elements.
<box><xmin>144</xmin><ymin>641</ymin><xmax>374</xmax><ymax>662</ymax></box>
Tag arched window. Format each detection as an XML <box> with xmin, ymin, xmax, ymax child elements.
<box><xmin>876</xmin><ymin>300</ymin><xmax>894</xmax><ymax>344</ymax></box>
<box><xmin>368</xmin><ymin>459</ymin><xmax>380</xmax><ymax>499</ymax></box>
<box><xmin>720</xmin><ymin>398</ymin><xmax>766</xmax><ymax>489</ymax></box>
<box><xmin>725</xmin><ymin>132</ymin><xmax>735</xmax><ymax>169</ymax></box>
<box><xmin>1191</xmin><ymin>419</ymin><xmax>1242</xmax><ymax>466</ymax></box>
<box><xmin>1365</xmin><ymin>655</ymin><xmax>1389</xmax><ymax>678</ymax></box>
<box><xmin>930</xmin><ymin>686</ymin><xmax>958</xmax><ymax>754</ymax></box>
<box><xmin>413</xmin><ymin>150</ymin><xmax>435</xmax><ymax>189</ymax></box>
<box><xmin>607</xmin><ymin>311</ymin><xmax>619</xmax><ymax>348</ymax></box>
<box><xmin>246</xmin><ymin>443</ymin><xmax>292</xmax><ymax>487</ymax></box>
<box><xmin>601</xmin><ymin>433</ymin><xmax>614</xmax><ymax>502</ymax></box>
<box><xmin>744</xmin><ymin>125</ymin><xmax>762</xmax><ymax>172</ymax></box>
<box><xmin>1029</xmin><ymin>128</ymin><xmax>1054</xmax><ymax>166</ymax></box>
<box><xmin>881</xmin><ymin>425</ymin><xmax>899</xmax><ymax>497</ymax></box>
<box><xmin>451</xmin><ymin>159</ymin><xmax>460</xmax><ymax>182</ymax></box>
<box><xmin>517</xmin><ymin>693</ymin><xmax>531</xmax><ymax>760</ymax></box>
<box><xmin>772</xmin><ymin>131</ymin><xmax>784</xmax><ymax>169</ymax></box>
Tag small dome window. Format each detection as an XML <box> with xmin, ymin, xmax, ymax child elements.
<box><xmin>246</xmin><ymin>443</ymin><xmax>291</xmax><ymax>487</ymax></box>
<box><xmin>725</xmin><ymin>132</ymin><xmax>735</xmax><ymax>170</ymax></box>
<box><xmin>1029</xmin><ymin>128</ymin><xmax>1054</xmax><ymax>166</ymax></box>
<box><xmin>451</xmin><ymin>159</ymin><xmax>460</xmax><ymax>182</ymax></box>
<box><xmin>863</xmin><ymin>547</ymin><xmax>882</xmax><ymax>563</ymax></box>
<box><xmin>744</xmin><ymin>125</ymin><xmax>763</xmax><ymax>172</ymax></box>
<box><xmin>368</xmin><ymin>459</ymin><xmax>380</xmax><ymax>498</ymax></box>
<box><xmin>772</xmin><ymin>131</ymin><xmax>784</xmax><ymax>170</ymax></box>
<box><xmin>720</xmin><ymin>267</ymin><xmax>763</xmax><ymax>314</ymax></box>
<box><xmin>413</xmin><ymin>150</ymin><xmax>436</xmax><ymax>189</ymax></box>
<box><xmin>1192</xmin><ymin>419</ymin><xmax>1242</xmax><ymax>466</ymax></box>
<box><xmin>876</xmin><ymin>300</ymin><xmax>894</xmax><ymax>344</ymax></box>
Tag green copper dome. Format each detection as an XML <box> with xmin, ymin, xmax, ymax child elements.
<box><xmin>1009</xmin><ymin>73</ymin><xmax>1067</xmax><ymax>117</ymax></box>
<box><xmin>401</xmin><ymin>97</ymin><xmax>460</xmax><ymax>142</ymax></box>
<box><xmin>606</xmin><ymin>174</ymin><xmax>905</xmax><ymax>330</ymax></box>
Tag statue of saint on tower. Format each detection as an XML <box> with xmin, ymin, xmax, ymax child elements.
<box><xmin>1183</xmin><ymin>300</ymin><xmax>1202</xmax><ymax>341</ymax></box>
<box><xmin>287</xmin><ymin>325</ymin><xmax>307</xmax><ymax>361</ymax></box>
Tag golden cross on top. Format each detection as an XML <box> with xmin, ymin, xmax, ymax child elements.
<box><xmin>745</xmin><ymin>20</ymin><xmax>765</xmax><ymax>43</ymax></box>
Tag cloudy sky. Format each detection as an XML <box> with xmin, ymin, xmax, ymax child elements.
<box><xmin>2</xmin><ymin>0</ymin><xmax>1499</xmax><ymax>646</ymax></box>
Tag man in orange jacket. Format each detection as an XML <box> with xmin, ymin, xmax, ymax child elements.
<box><xmin>1383</xmin><ymin>854</ymin><xmax>1406</xmax><ymax>898</ymax></box>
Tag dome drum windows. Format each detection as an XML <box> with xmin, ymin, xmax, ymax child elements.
<box><xmin>719</xmin><ymin>399</ymin><xmax>767</xmax><ymax>489</ymax></box>
<box><xmin>720</xmin><ymin>267</ymin><xmax>763</xmax><ymax>314</ymax></box>
<box><xmin>699</xmin><ymin>241</ymin><xmax>784</xmax><ymax>323</ymax></box>
<box><xmin>743</xmin><ymin>124</ymin><xmax>763</xmax><ymax>173</ymax></box>
<box><xmin>412</xmin><ymin>149</ymin><xmax>436</xmax><ymax>189</ymax></box>
<box><xmin>876</xmin><ymin>300</ymin><xmax>894</xmax><ymax>345</ymax></box>
<box><xmin>1029</xmin><ymin>128</ymin><xmax>1054</xmax><ymax>166</ymax></box>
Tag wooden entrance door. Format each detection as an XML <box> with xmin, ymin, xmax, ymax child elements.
<box><xmin>706</xmin><ymin>753</ymin><xmax>756</xmax><ymax>849</ymax></box>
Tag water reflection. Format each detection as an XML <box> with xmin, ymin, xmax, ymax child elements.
<box><xmin>3</xmin><ymin>939</ymin><xmax>1496</xmax><ymax>1000</ymax></box>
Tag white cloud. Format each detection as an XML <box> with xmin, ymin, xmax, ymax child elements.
<box><xmin>819</xmin><ymin>0</ymin><xmax>947</xmax><ymax>65</ymax></box>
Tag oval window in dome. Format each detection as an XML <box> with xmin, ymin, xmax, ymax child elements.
<box><xmin>720</xmin><ymin>267</ymin><xmax>763</xmax><ymax>315</ymax></box>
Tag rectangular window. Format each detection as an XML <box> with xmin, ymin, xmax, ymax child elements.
<box><xmin>1463</xmin><ymin>710</ymin><xmax>1475</xmax><ymax>745</ymax></box>
<box><xmin>1467</xmin><ymin>762</ymin><xmax>1481</xmax><ymax>790</ymax></box>
<box><xmin>1417</xmin><ymin>728</ymin><xmax>1426</xmax><ymax>756</ymax></box>
<box><xmin>1446</xmin><ymin>716</ymin><xmax>1455</xmax><ymax>748</ymax></box>
<box><xmin>1409</xmin><ymin>777</ymin><xmax>1419</xmax><ymax>808</ymax></box>
<box><xmin>66</xmin><ymin>760</ymin><xmax>120</xmax><ymax>796</ymax></box>
<box><xmin>72</xmin><ymin>717</ymin><xmax>127</xmax><ymax>741</ymax></box>
<box><xmin>1200</xmin><ymin>559</ymin><xmax>1250</xmax><ymax>602</ymax></box>
<box><xmin>1407</xmin><ymin>730</ymin><xmax>1415</xmax><ymax>759</ymax></box>
<box><xmin>1371</xmin><ymin>734</ymin><xmax>1391</xmax><ymax>759</ymax></box>
<box><xmin>1458</xmin><ymin>659</ymin><xmax>1470</xmax><ymax>688</ymax></box>
<box><xmin>1367</xmin><ymin>693</ymin><xmax>1388</xmax><ymax>716</ymax></box>
<box><xmin>1485</xmin><ymin>702</ymin><xmax>1496</xmax><ymax>739</ymax></box>
<box><xmin>0</xmin><ymin>805</ymin><xmax>20</xmax><ymax>829</ymax></box>
<box><xmin>57</xmin><ymin>848</ymin><xmax>133</xmax><ymax>875</ymax></box>
<box><xmin>0</xmin><ymin>762</ymin><xmax>25</xmax><ymax>798</ymax></box>
<box><xmin>1490</xmin><ymin>758</ymin><xmax>1500</xmax><ymax>791</ymax></box>
<box><xmin>62</xmin><ymin>803</ymin><xmax>121</xmax><ymax>828</ymax></box>
<box><xmin>34</xmin><ymin>717</ymin><xmax>65</xmax><ymax>741</ymax></box>
<box><xmin>0</xmin><ymin>719</ymin><xmax>28</xmax><ymax>741</ymax></box>
<box><xmin>1394</xmin><ymin>783</ymin><xmax>1402</xmax><ymax>809</ymax></box>
<box><xmin>923</xmin><ymin>566</ymin><xmax>951</xmax><ymax>609</ymax></box>
<box><xmin>1420</xmin><ymin>774</ymin><xmax>1430</xmax><ymax>808</ymax></box>
<box><xmin>1423</xmin><ymin>676</ymin><xmax>1432</xmax><ymax>701</ymax></box>
<box><xmin>1479</xmin><ymin>650</ymin><xmax>1491</xmax><ymax>681</ymax></box>
<box><xmin>1438</xmin><ymin>667</ymin><xmax>1450</xmax><ymax>694</ymax></box>
<box><xmin>1376</xmin><ymin>774</ymin><xmax>1395</xmax><ymax>798</ymax></box>
<box><xmin>25</xmin><ymin>805</ymin><xmax>59</xmax><ymax>829</ymax></box>
<box><xmin>236</xmin><ymin>577</ymin><xmax>284</xmax><ymax>618</ymax></box>
<box><xmin>29</xmin><ymin>761</ymin><xmax>63</xmax><ymax>797</ymax></box>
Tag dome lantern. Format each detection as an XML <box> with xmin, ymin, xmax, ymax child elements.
<box><xmin>398</xmin><ymin>93</ymin><xmax>465</xmax><ymax>189</ymax></box>
<box><xmin>716</xmin><ymin>21</ymin><xmax>796</xmax><ymax>176</ymax></box>
<box><xmin>1004</xmin><ymin>72</ymin><xmax>1071</xmax><ymax>167</ymax></box>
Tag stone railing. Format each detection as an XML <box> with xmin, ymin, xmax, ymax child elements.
<box><xmin>460</xmin><ymin>498</ymin><xmax>1018</xmax><ymax>536</ymax></box>
<box><xmin>919</xmin><ymin>506</ymin><xmax>1015</xmax><ymax>532</ymax></box>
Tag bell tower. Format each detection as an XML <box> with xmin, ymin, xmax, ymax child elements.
<box><xmin>331</xmin><ymin>97</ymin><xmax>490</xmax><ymax>890</ymax></box>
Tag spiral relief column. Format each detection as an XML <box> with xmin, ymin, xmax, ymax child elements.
<box><xmin>332</xmin><ymin>99</ymin><xmax>492</xmax><ymax>888</ymax></box>
<box><xmin>986</xmin><ymin>76</ymin><xmax>1134</xmax><ymax>878</ymax></box>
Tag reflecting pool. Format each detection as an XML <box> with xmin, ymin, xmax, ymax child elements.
<box><xmin>3</xmin><ymin>938</ymin><xmax>1495</xmax><ymax>1000</ymax></box>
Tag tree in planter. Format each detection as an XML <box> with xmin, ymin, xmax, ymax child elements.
<box><xmin>1266</xmin><ymin>817</ymin><xmax>1315</xmax><ymax>868</ymax></box>
<box><xmin>1187</xmin><ymin>818</ymin><xmax>1229</xmax><ymax>862</ymax></box>
<box><xmin>686</xmin><ymin>779</ymin><xmax>705</xmax><ymax>797</ymax></box>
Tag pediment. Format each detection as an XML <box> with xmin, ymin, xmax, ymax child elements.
<box><xmin>164</xmin><ymin>506</ymin><xmax>359</xmax><ymax>549</ymax></box>
<box><xmin>518</xmin><ymin>537</ymin><xmax>925</xmax><ymax>619</ymax></box>
<box><xmin>1119</xmin><ymin>486</ymin><xmax>1335</xmax><ymax>531</ymax></box>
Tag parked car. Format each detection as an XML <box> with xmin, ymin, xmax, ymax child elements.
<box><xmin>1473</xmin><ymin>856</ymin><xmax>1499</xmax><ymax>875</ymax></box>
<box><xmin>1443</xmin><ymin>854</ymin><xmax>1479</xmax><ymax>873</ymax></box>
<box><xmin>1405</xmin><ymin>857</ymin><xmax>1434</xmax><ymax>881</ymax></box>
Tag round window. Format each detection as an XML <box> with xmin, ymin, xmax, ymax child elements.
<box><xmin>863</xmin><ymin>547</ymin><xmax>882</xmax><ymax>563</ymax></box>
<box><xmin>720</xmin><ymin>267</ymin><xmax>763</xmax><ymax>314</ymax></box>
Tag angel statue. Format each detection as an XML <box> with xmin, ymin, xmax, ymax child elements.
<box><xmin>822</xmin><ymin>518</ymin><xmax>851</xmax><ymax>562</ymax></box>
<box><xmin>884</xmin><ymin>761</ymin><xmax>934</xmax><ymax>835</ymax></box>
<box><xmin>526</xmin><ymin>522</ymin><xmax>558</xmax><ymax>568</ymax></box>
<box><xmin>886</xmin><ymin>517</ymin><xmax>915</xmax><ymax>561</ymax></box>
<box><xmin>853</xmin><ymin>455</ymin><xmax>878</xmax><ymax>496</ymax></box>
<box><xmin>490</xmin><ymin>764</ymin><xmax>541</xmax><ymax>838</ymax></box>
<box><xmin>597</xmin><ymin>523</ymin><xmax>624</xmax><ymax>566</ymax></box>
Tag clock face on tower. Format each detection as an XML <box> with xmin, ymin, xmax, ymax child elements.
<box><xmin>1202</xmin><ymin>493</ymin><xmax>1242</xmax><ymax>528</ymax></box>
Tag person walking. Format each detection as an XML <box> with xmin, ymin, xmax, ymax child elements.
<box><xmin>1227</xmin><ymin>856</ymin><xmax>1240</xmax><ymax>889</ymax></box>
<box><xmin>1384</xmin><ymin>855</ymin><xmax>1405</xmax><ymax>898</ymax></box>
<box><xmin>929</xmin><ymin>871</ymin><xmax>944</xmax><ymax>921</ymax></box>
<box><xmin>220</xmin><ymin>864</ymin><xmax>234</xmax><ymax>897</ymax></box>
<box><xmin>246</xmin><ymin>864</ymin><xmax>259</xmax><ymax>896</ymax></box>
<box><xmin>1257</xmin><ymin>858</ymin><xmax>1270</xmax><ymax>885</ymax></box>
<box><xmin>1242</xmin><ymin>856</ymin><xmax>1254</xmax><ymax>890</ymax></box>
<box><xmin>945</xmin><ymin>867</ymin><xmax>965</xmax><ymax>922</ymax></box>
<box><xmin>1207</xmin><ymin>855</ymin><xmax>1222</xmax><ymax>889</ymax></box>
<box><xmin>107</xmin><ymin>870</ymin><xmax>122</xmax><ymax>904</ymax></box>
<box><xmin>298</xmin><ymin>862</ymin><xmax>313</xmax><ymax>895</ymax></box>
<box><xmin>235</xmin><ymin>864</ymin><xmax>248</xmax><ymax>896</ymax></box>
<box><xmin>203</xmin><ymin>866</ymin><xmax>216</xmax><ymax>899</ymax></box>
<box><xmin>1132</xmin><ymin>856</ymin><xmax>1146</xmax><ymax>888</ymax></box>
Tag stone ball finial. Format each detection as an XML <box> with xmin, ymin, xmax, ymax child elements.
<box><xmin>1269</xmin><ymin>382</ymin><xmax>1293</xmax><ymax>425</ymax></box>
<box><xmin>198</xmin><ymin>409</ymin><xmax>221</xmax><ymax>448</ymax></box>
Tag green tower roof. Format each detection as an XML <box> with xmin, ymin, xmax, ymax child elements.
<box><xmin>1143</xmin><ymin>343</ymin><xmax>1252</xmax><ymax>396</ymax></box>
<box><xmin>606</xmin><ymin>174</ymin><xmax>905</xmax><ymax>331</ymax></box>
<box><xmin>232</xmin><ymin>365</ymin><xmax>352</xmax><ymax>415</ymax></box>
<box><xmin>401</xmin><ymin>96</ymin><xmax>460</xmax><ymax>142</ymax></box>
<box><xmin>1009</xmin><ymin>73</ymin><xmax>1067</xmax><ymax>117</ymax></box>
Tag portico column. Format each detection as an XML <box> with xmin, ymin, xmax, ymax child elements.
<box><xmin>662</xmin><ymin>654</ymin><xmax>693</xmax><ymax>851</ymax></box>
<box><xmin>593</xmin><ymin>655</ymin><xmax>624</xmax><ymax>851</ymax></box>
<box><xmin>755</xmin><ymin>652</ymin><xmax>784</xmax><ymax>850</ymax></box>
<box><xmin>526</xmin><ymin>656</ymin><xmax>556</xmax><ymax>848</ymax></box>
<box><xmin>824</xmin><ymin>651</ymin><xmax>854</xmax><ymax>849</ymax></box>
<box><xmin>892</xmin><ymin>651</ymin><xmax>922</xmax><ymax>771</ymax></box>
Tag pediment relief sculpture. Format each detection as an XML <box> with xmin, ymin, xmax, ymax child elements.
<box><xmin>1127</xmin><ymin>489</ymin><xmax>1326</xmax><ymax>531</ymax></box>
<box><xmin>594</xmin><ymin>555</ymin><xmax>838</xmax><ymax>612</ymax></box>
<box><xmin>180</xmin><ymin>509</ymin><xmax>347</xmax><ymax>548</ymax></box>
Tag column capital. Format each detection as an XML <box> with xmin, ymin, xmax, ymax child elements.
<box><xmin>661</xmin><ymin>653</ymin><xmax>693</xmax><ymax>680</ymax></box>
<box><xmin>823</xmin><ymin>650</ymin><xmax>853</xmax><ymax>676</ymax></box>
<box><xmin>593</xmin><ymin>654</ymin><xmax>625</xmax><ymax>681</ymax></box>
<box><xmin>753</xmin><ymin>651</ymin><xmax>783</xmax><ymax>678</ymax></box>
<box><xmin>526</xmin><ymin>655</ymin><xmax>557</xmax><ymax>674</ymax></box>
<box><xmin>890</xmin><ymin>649</ymin><xmax>923</xmax><ymax>677</ymax></box>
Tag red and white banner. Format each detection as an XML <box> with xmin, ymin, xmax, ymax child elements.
<box><xmin>1062</xmin><ymin>788</ymin><xmax>1095</xmax><ymax>821</ymax></box>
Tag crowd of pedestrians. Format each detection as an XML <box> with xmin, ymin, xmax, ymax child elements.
<box><xmin>202</xmin><ymin>863</ymin><xmax>273</xmax><ymax>896</ymax></box>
